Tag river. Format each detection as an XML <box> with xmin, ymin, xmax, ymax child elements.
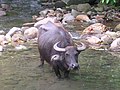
<box><xmin>0</xmin><ymin>3</ymin><xmax>120</xmax><ymax>90</ymax></box>
<box><xmin>0</xmin><ymin>43</ymin><xmax>120</xmax><ymax>90</ymax></box>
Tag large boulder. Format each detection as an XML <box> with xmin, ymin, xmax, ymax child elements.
<box><xmin>83</xmin><ymin>23</ymin><xmax>107</xmax><ymax>34</ymax></box>
<box><xmin>114</xmin><ymin>24</ymin><xmax>120</xmax><ymax>32</ymax></box>
<box><xmin>76</xmin><ymin>3</ymin><xmax>91</xmax><ymax>12</ymax></box>
<box><xmin>69</xmin><ymin>3</ymin><xmax>91</xmax><ymax>12</ymax></box>
<box><xmin>54</xmin><ymin>1</ymin><xmax>66</xmax><ymax>8</ymax></box>
<box><xmin>24</xmin><ymin>27</ymin><xmax>38</xmax><ymax>40</ymax></box>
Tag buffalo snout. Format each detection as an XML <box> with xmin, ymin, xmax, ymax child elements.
<box><xmin>68</xmin><ymin>63</ymin><xmax>79</xmax><ymax>70</ymax></box>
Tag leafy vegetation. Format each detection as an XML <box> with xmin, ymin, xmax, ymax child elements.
<box><xmin>101</xmin><ymin>0</ymin><xmax>117</xmax><ymax>5</ymax></box>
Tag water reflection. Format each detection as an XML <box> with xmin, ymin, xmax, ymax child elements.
<box><xmin>79</xmin><ymin>49</ymin><xmax>120</xmax><ymax>90</ymax></box>
<box><xmin>0</xmin><ymin>44</ymin><xmax>120</xmax><ymax>90</ymax></box>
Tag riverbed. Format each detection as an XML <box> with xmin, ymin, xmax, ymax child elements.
<box><xmin>0</xmin><ymin>43</ymin><xmax>120</xmax><ymax>90</ymax></box>
<box><xmin>0</xmin><ymin>10</ymin><xmax>120</xmax><ymax>90</ymax></box>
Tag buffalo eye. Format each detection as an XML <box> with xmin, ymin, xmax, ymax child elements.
<box><xmin>74</xmin><ymin>51</ymin><xmax>78</xmax><ymax>56</ymax></box>
<box><xmin>65</xmin><ymin>52</ymin><xmax>69</xmax><ymax>56</ymax></box>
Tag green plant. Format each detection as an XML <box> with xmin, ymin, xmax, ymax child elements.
<box><xmin>101</xmin><ymin>0</ymin><xmax>116</xmax><ymax>5</ymax></box>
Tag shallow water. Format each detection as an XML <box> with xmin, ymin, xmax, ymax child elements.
<box><xmin>0</xmin><ymin>42</ymin><xmax>120</xmax><ymax>90</ymax></box>
<box><xmin>0</xmin><ymin>9</ymin><xmax>120</xmax><ymax>90</ymax></box>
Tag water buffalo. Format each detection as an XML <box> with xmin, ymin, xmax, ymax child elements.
<box><xmin>38</xmin><ymin>21</ymin><xmax>86</xmax><ymax>78</ymax></box>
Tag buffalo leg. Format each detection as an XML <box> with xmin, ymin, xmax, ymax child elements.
<box><xmin>39</xmin><ymin>57</ymin><xmax>44</xmax><ymax>67</ymax></box>
<box><xmin>64</xmin><ymin>70</ymin><xmax>70</xmax><ymax>78</ymax></box>
<box><xmin>53</xmin><ymin>64</ymin><xmax>61</xmax><ymax>79</ymax></box>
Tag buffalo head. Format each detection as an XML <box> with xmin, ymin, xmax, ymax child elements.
<box><xmin>53</xmin><ymin>41</ymin><xmax>86</xmax><ymax>70</ymax></box>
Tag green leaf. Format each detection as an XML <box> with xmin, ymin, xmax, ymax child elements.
<box><xmin>101</xmin><ymin>0</ymin><xmax>105</xmax><ymax>3</ymax></box>
<box><xmin>110</xmin><ymin>1</ymin><xmax>114</xmax><ymax>5</ymax></box>
<box><xmin>106</xmin><ymin>0</ymin><xmax>110</xmax><ymax>4</ymax></box>
<box><xmin>113</xmin><ymin>0</ymin><xmax>116</xmax><ymax>3</ymax></box>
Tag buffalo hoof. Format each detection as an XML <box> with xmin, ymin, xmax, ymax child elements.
<box><xmin>56</xmin><ymin>75</ymin><xmax>62</xmax><ymax>79</ymax></box>
<box><xmin>38</xmin><ymin>64</ymin><xmax>44</xmax><ymax>68</ymax></box>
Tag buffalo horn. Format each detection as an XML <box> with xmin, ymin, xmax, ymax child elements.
<box><xmin>77</xmin><ymin>42</ymin><xmax>86</xmax><ymax>51</ymax></box>
<box><xmin>53</xmin><ymin>42</ymin><xmax>66</xmax><ymax>52</ymax></box>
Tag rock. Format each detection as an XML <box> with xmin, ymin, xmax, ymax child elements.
<box><xmin>11</xmin><ymin>33</ymin><xmax>26</xmax><ymax>47</ymax></box>
<box><xmin>61</xmin><ymin>0</ymin><xmax>70</xmax><ymax>4</ymax></box>
<box><xmin>86</xmin><ymin>36</ymin><xmax>101</xmax><ymax>44</ymax></box>
<box><xmin>94</xmin><ymin>7</ymin><xmax>104</xmax><ymax>12</ymax></box>
<box><xmin>6</xmin><ymin>27</ymin><xmax>21</xmax><ymax>37</ymax></box>
<box><xmin>36</xmin><ymin>17</ymin><xmax>44</xmax><ymax>21</ymax></box>
<box><xmin>55</xmin><ymin>9</ymin><xmax>64</xmax><ymax>21</ymax></box>
<box><xmin>39</xmin><ymin>9</ymin><xmax>50</xmax><ymax>17</ymax></box>
<box><xmin>5</xmin><ymin>27</ymin><xmax>22</xmax><ymax>43</ymax></box>
<box><xmin>1</xmin><ymin>4</ymin><xmax>11</xmax><ymax>11</ymax></box>
<box><xmin>0</xmin><ymin>35</ymin><xmax>8</xmax><ymax>46</ymax></box>
<box><xmin>21</xmin><ymin>27</ymin><xmax>30</xmax><ymax>32</ymax></box>
<box><xmin>83</xmin><ymin>23</ymin><xmax>107</xmax><ymax>34</ymax></box>
<box><xmin>0</xmin><ymin>30</ymin><xmax>5</xmax><ymax>35</ymax></box>
<box><xmin>15</xmin><ymin>45</ymin><xmax>27</xmax><ymax>50</ymax></box>
<box><xmin>91</xmin><ymin>15</ymin><xmax>105</xmax><ymax>23</ymax></box>
<box><xmin>116</xmin><ymin>31</ymin><xmax>120</xmax><ymax>37</ymax></box>
<box><xmin>62</xmin><ymin>13</ymin><xmax>75</xmax><ymax>24</ymax></box>
<box><xmin>105</xmin><ymin>31</ymin><xmax>118</xmax><ymax>39</ymax></box>
<box><xmin>101</xmin><ymin>35</ymin><xmax>113</xmax><ymax>44</ymax></box>
<box><xmin>88</xmin><ymin>19</ymin><xmax>99</xmax><ymax>24</ymax></box>
<box><xmin>23</xmin><ymin>22</ymin><xmax>35</xmax><ymax>27</ymax></box>
<box><xmin>39</xmin><ymin>9</ymin><xmax>55</xmax><ymax>17</ymax></box>
<box><xmin>24</xmin><ymin>27</ymin><xmax>38</xmax><ymax>40</ymax></box>
<box><xmin>109</xmin><ymin>38</ymin><xmax>120</xmax><ymax>52</ymax></box>
<box><xmin>69</xmin><ymin>5</ymin><xmax>77</xmax><ymax>10</ymax></box>
<box><xmin>46</xmin><ymin>9</ymin><xmax>55</xmax><ymax>17</ymax></box>
<box><xmin>56</xmin><ymin>8</ymin><xmax>66</xmax><ymax>13</ymax></box>
<box><xmin>76</xmin><ymin>3</ymin><xmax>91</xmax><ymax>12</ymax></box>
<box><xmin>32</xmin><ymin>15</ymin><xmax>38</xmax><ymax>21</ymax></box>
<box><xmin>75</xmin><ymin>15</ymin><xmax>91</xmax><ymax>22</ymax></box>
<box><xmin>54</xmin><ymin>1</ymin><xmax>66</xmax><ymax>8</ymax></box>
<box><xmin>11</xmin><ymin>32</ymin><xmax>25</xmax><ymax>42</ymax></box>
<box><xmin>0</xmin><ymin>45</ymin><xmax>4</xmax><ymax>52</ymax></box>
<box><xmin>114</xmin><ymin>24</ymin><xmax>120</xmax><ymax>32</ymax></box>
<box><xmin>104</xmin><ymin>9</ymin><xmax>120</xmax><ymax>22</ymax></box>
<box><xmin>71</xmin><ymin>9</ymin><xmax>80</xmax><ymax>17</ymax></box>
<box><xmin>34</xmin><ymin>17</ymin><xmax>57</xmax><ymax>28</ymax></box>
<box><xmin>0</xmin><ymin>10</ymin><xmax>6</xmax><ymax>17</ymax></box>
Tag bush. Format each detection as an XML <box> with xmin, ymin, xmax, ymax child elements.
<box><xmin>101</xmin><ymin>0</ymin><xmax>116</xmax><ymax>5</ymax></box>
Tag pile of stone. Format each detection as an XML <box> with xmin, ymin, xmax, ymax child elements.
<box><xmin>0</xmin><ymin>6</ymin><xmax>120</xmax><ymax>52</ymax></box>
